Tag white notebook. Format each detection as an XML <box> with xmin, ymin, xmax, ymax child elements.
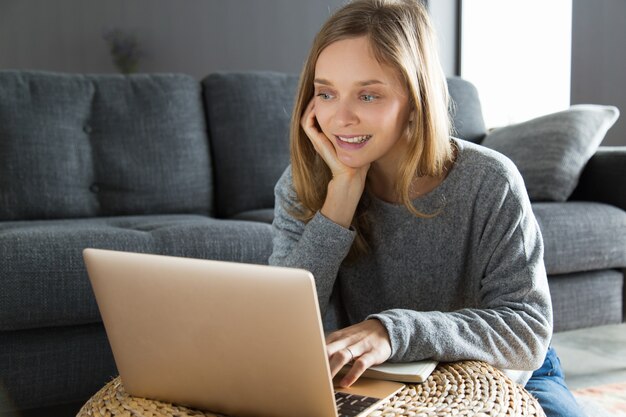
<box><xmin>342</xmin><ymin>360</ymin><xmax>438</xmax><ymax>383</ymax></box>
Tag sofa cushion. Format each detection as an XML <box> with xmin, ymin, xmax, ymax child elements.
<box><xmin>482</xmin><ymin>105</ymin><xmax>619</xmax><ymax>202</ymax></box>
<box><xmin>230</xmin><ymin>208</ymin><xmax>275</xmax><ymax>223</ymax></box>
<box><xmin>0</xmin><ymin>215</ymin><xmax>273</xmax><ymax>331</ymax></box>
<box><xmin>0</xmin><ymin>71</ymin><xmax>212</xmax><ymax>221</ymax></box>
<box><xmin>549</xmin><ymin>269</ymin><xmax>623</xmax><ymax>332</ymax></box>
<box><xmin>202</xmin><ymin>72</ymin><xmax>298</xmax><ymax>219</ymax></box>
<box><xmin>532</xmin><ymin>202</ymin><xmax>626</xmax><ymax>275</ymax></box>
<box><xmin>447</xmin><ymin>76</ymin><xmax>487</xmax><ymax>143</ymax></box>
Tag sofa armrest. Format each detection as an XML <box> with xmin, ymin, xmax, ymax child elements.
<box><xmin>570</xmin><ymin>146</ymin><xmax>626</xmax><ymax>210</ymax></box>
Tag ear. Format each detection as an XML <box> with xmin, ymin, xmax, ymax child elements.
<box><xmin>408</xmin><ymin>110</ymin><xmax>415</xmax><ymax>123</ymax></box>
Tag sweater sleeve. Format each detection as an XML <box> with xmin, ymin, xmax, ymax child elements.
<box><xmin>268</xmin><ymin>167</ymin><xmax>356</xmax><ymax>316</ymax></box>
<box><xmin>368</xmin><ymin>168</ymin><xmax>553</xmax><ymax>372</ymax></box>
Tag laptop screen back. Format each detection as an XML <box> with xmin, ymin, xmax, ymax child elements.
<box><xmin>83</xmin><ymin>248</ymin><xmax>338</xmax><ymax>417</ymax></box>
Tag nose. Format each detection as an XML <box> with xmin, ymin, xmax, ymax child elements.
<box><xmin>333</xmin><ymin>99</ymin><xmax>359</xmax><ymax>126</ymax></box>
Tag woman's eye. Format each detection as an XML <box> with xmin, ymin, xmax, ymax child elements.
<box><xmin>316</xmin><ymin>92</ymin><xmax>333</xmax><ymax>100</ymax></box>
<box><xmin>361</xmin><ymin>94</ymin><xmax>377</xmax><ymax>102</ymax></box>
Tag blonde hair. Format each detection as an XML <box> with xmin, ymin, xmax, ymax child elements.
<box><xmin>290</xmin><ymin>0</ymin><xmax>453</xmax><ymax>259</ymax></box>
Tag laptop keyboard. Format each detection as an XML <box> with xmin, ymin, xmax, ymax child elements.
<box><xmin>334</xmin><ymin>391</ymin><xmax>380</xmax><ymax>417</ymax></box>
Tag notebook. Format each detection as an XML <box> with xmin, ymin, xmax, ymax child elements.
<box><xmin>83</xmin><ymin>248</ymin><xmax>405</xmax><ymax>417</ymax></box>
<box><xmin>340</xmin><ymin>360</ymin><xmax>438</xmax><ymax>383</ymax></box>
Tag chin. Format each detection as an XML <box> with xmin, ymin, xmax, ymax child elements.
<box><xmin>338</xmin><ymin>154</ymin><xmax>369</xmax><ymax>169</ymax></box>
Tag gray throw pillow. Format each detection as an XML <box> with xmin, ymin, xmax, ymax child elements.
<box><xmin>481</xmin><ymin>105</ymin><xmax>619</xmax><ymax>201</ymax></box>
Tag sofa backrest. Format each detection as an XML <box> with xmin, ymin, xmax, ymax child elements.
<box><xmin>0</xmin><ymin>71</ymin><xmax>213</xmax><ymax>221</ymax></box>
<box><xmin>202</xmin><ymin>71</ymin><xmax>298</xmax><ymax>219</ymax></box>
<box><xmin>447</xmin><ymin>76</ymin><xmax>487</xmax><ymax>143</ymax></box>
<box><xmin>0</xmin><ymin>71</ymin><xmax>486</xmax><ymax>221</ymax></box>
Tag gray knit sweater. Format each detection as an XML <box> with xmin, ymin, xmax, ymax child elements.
<box><xmin>268</xmin><ymin>138</ymin><xmax>552</xmax><ymax>385</ymax></box>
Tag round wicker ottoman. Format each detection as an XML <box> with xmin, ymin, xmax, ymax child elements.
<box><xmin>77</xmin><ymin>361</ymin><xmax>545</xmax><ymax>417</ymax></box>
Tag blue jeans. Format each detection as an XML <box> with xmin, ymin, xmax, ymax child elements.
<box><xmin>525</xmin><ymin>346</ymin><xmax>587</xmax><ymax>417</ymax></box>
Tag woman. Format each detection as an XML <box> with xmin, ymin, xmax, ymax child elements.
<box><xmin>268</xmin><ymin>1</ymin><xmax>584</xmax><ymax>415</ymax></box>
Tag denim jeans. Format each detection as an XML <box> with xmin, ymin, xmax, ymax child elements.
<box><xmin>525</xmin><ymin>346</ymin><xmax>587</xmax><ymax>417</ymax></box>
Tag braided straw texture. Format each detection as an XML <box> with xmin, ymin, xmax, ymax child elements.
<box><xmin>77</xmin><ymin>361</ymin><xmax>545</xmax><ymax>417</ymax></box>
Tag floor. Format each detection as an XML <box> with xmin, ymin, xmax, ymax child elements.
<box><xmin>551</xmin><ymin>322</ymin><xmax>626</xmax><ymax>390</ymax></box>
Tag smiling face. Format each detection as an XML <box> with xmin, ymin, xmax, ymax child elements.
<box><xmin>313</xmin><ymin>36</ymin><xmax>412</xmax><ymax>172</ymax></box>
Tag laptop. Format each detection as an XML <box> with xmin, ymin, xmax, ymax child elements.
<box><xmin>83</xmin><ymin>248</ymin><xmax>404</xmax><ymax>417</ymax></box>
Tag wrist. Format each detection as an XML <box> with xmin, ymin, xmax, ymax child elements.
<box><xmin>321</xmin><ymin>178</ymin><xmax>364</xmax><ymax>229</ymax></box>
<box><xmin>327</xmin><ymin>175</ymin><xmax>366</xmax><ymax>200</ymax></box>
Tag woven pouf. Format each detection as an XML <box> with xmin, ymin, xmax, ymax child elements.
<box><xmin>77</xmin><ymin>361</ymin><xmax>545</xmax><ymax>417</ymax></box>
<box><xmin>371</xmin><ymin>361</ymin><xmax>545</xmax><ymax>417</ymax></box>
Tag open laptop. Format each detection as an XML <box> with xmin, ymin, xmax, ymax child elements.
<box><xmin>83</xmin><ymin>248</ymin><xmax>404</xmax><ymax>417</ymax></box>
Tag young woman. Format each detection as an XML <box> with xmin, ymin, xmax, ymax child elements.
<box><xmin>268</xmin><ymin>1</ymin><xmax>585</xmax><ymax>416</ymax></box>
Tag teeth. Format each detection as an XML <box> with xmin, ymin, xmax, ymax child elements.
<box><xmin>338</xmin><ymin>135</ymin><xmax>371</xmax><ymax>144</ymax></box>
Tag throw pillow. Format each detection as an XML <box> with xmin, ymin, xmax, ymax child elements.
<box><xmin>481</xmin><ymin>104</ymin><xmax>619</xmax><ymax>201</ymax></box>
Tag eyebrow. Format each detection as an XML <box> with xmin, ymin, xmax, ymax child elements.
<box><xmin>313</xmin><ymin>78</ymin><xmax>386</xmax><ymax>87</ymax></box>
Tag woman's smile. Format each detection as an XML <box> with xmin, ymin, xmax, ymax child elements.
<box><xmin>336</xmin><ymin>134</ymin><xmax>372</xmax><ymax>143</ymax></box>
<box><xmin>335</xmin><ymin>134</ymin><xmax>373</xmax><ymax>150</ymax></box>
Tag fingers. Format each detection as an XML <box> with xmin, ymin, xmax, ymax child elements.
<box><xmin>300</xmin><ymin>98</ymin><xmax>339</xmax><ymax>169</ymax></box>
<box><xmin>299</xmin><ymin>98</ymin><xmax>372</xmax><ymax>189</ymax></box>
<box><xmin>325</xmin><ymin>327</ymin><xmax>365</xmax><ymax>367</ymax></box>
<box><xmin>300</xmin><ymin>98</ymin><xmax>323</xmax><ymax>148</ymax></box>
<box><xmin>325</xmin><ymin>320</ymin><xmax>392</xmax><ymax>387</ymax></box>
<box><xmin>328</xmin><ymin>346</ymin><xmax>355</xmax><ymax>379</ymax></box>
<box><xmin>340</xmin><ymin>352</ymin><xmax>378</xmax><ymax>388</ymax></box>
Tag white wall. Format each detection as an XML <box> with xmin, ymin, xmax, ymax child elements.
<box><xmin>0</xmin><ymin>0</ymin><xmax>345</xmax><ymax>79</ymax></box>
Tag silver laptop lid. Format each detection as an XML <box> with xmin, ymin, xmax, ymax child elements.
<box><xmin>83</xmin><ymin>248</ymin><xmax>338</xmax><ymax>417</ymax></box>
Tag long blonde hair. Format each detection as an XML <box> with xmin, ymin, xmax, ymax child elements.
<box><xmin>290</xmin><ymin>0</ymin><xmax>453</xmax><ymax>259</ymax></box>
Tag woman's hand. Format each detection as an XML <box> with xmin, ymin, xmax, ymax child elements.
<box><xmin>301</xmin><ymin>98</ymin><xmax>367</xmax><ymax>178</ymax></box>
<box><xmin>301</xmin><ymin>98</ymin><xmax>370</xmax><ymax>228</ymax></box>
<box><xmin>325</xmin><ymin>319</ymin><xmax>392</xmax><ymax>387</ymax></box>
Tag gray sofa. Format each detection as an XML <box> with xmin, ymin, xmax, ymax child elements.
<box><xmin>0</xmin><ymin>70</ymin><xmax>624</xmax><ymax>416</ymax></box>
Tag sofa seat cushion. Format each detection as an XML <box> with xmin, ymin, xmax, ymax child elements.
<box><xmin>0</xmin><ymin>215</ymin><xmax>272</xmax><ymax>331</ymax></box>
<box><xmin>532</xmin><ymin>202</ymin><xmax>626</xmax><ymax>275</ymax></box>
<box><xmin>230</xmin><ymin>208</ymin><xmax>275</xmax><ymax>223</ymax></box>
<box><xmin>548</xmin><ymin>269</ymin><xmax>623</xmax><ymax>332</ymax></box>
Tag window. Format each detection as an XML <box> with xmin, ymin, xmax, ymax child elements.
<box><xmin>460</xmin><ymin>0</ymin><xmax>572</xmax><ymax>128</ymax></box>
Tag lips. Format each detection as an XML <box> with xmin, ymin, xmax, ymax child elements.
<box><xmin>335</xmin><ymin>134</ymin><xmax>372</xmax><ymax>144</ymax></box>
<box><xmin>334</xmin><ymin>134</ymin><xmax>372</xmax><ymax>150</ymax></box>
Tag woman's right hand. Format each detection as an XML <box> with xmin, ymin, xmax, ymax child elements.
<box><xmin>300</xmin><ymin>98</ymin><xmax>370</xmax><ymax>228</ymax></box>
<box><xmin>301</xmin><ymin>98</ymin><xmax>369</xmax><ymax>182</ymax></box>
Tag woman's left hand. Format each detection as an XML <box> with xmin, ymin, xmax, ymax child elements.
<box><xmin>325</xmin><ymin>319</ymin><xmax>392</xmax><ymax>387</ymax></box>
